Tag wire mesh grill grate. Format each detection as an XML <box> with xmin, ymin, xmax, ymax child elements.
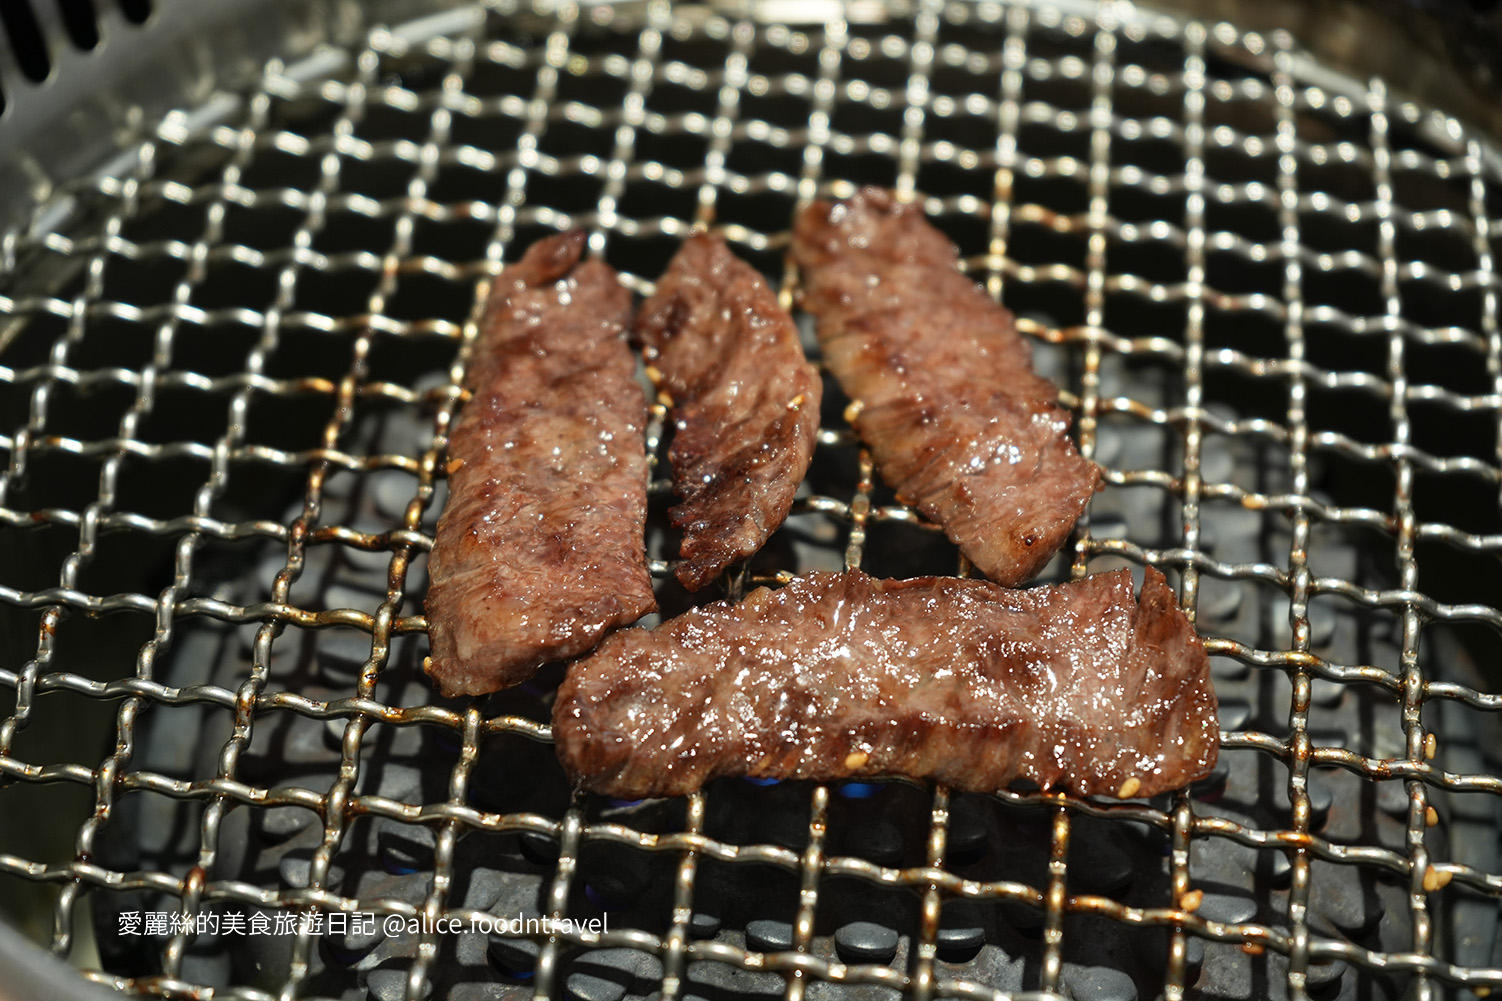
<box><xmin>2</xmin><ymin>1</ymin><xmax>1502</xmax><ymax>999</ymax></box>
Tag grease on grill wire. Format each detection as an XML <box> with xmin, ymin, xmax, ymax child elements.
<box><xmin>423</xmin><ymin>230</ymin><xmax>656</xmax><ymax>697</ymax></box>
<box><xmin>794</xmin><ymin>187</ymin><xmax>1101</xmax><ymax>585</ymax></box>
<box><xmin>553</xmin><ymin>566</ymin><xmax>1218</xmax><ymax>799</ymax></box>
<box><xmin>636</xmin><ymin>233</ymin><xmax>822</xmax><ymax>590</ymax></box>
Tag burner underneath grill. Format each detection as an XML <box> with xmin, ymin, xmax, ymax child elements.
<box><xmin>2</xmin><ymin>2</ymin><xmax>1502</xmax><ymax>1000</ymax></box>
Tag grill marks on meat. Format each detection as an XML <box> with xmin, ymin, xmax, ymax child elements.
<box><xmin>636</xmin><ymin>234</ymin><xmax>822</xmax><ymax>590</ymax></box>
<box><xmin>793</xmin><ymin>187</ymin><xmax>1101</xmax><ymax>585</ymax></box>
<box><xmin>554</xmin><ymin>567</ymin><xmax>1218</xmax><ymax>799</ymax></box>
<box><xmin>424</xmin><ymin>230</ymin><xmax>656</xmax><ymax>697</ymax></box>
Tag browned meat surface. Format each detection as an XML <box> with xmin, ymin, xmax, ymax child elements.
<box><xmin>636</xmin><ymin>233</ymin><xmax>822</xmax><ymax>590</ymax></box>
<box><xmin>554</xmin><ymin>567</ymin><xmax>1218</xmax><ymax>799</ymax></box>
<box><xmin>424</xmin><ymin>230</ymin><xmax>656</xmax><ymax>697</ymax></box>
<box><xmin>793</xmin><ymin>187</ymin><xmax>1101</xmax><ymax>585</ymax></box>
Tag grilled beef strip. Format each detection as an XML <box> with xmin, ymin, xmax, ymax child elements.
<box><xmin>793</xmin><ymin>187</ymin><xmax>1101</xmax><ymax>585</ymax></box>
<box><xmin>636</xmin><ymin>233</ymin><xmax>822</xmax><ymax>590</ymax></box>
<box><xmin>554</xmin><ymin>566</ymin><xmax>1217</xmax><ymax>799</ymax></box>
<box><xmin>424</xmin><ymin>230</ymin><xmax>657</xmax><ymax>697</ymax></box>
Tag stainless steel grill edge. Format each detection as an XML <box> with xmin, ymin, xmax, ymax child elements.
<box><xmin>2</xmin><ymin>2</ymin><xmax>1501</xmax><ymax>1000</ymax></box>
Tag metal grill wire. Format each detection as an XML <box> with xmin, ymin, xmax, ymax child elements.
<box><xmin>1</xmin><ymin>0</ymin><xmax>1501</xmax><ymax>998</ymax></box>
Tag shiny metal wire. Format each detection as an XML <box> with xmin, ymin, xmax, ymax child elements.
<box><xmin>2</xmin><ymin>1</ymin><xmax>1502</xmax><ymax>999</ymax></box>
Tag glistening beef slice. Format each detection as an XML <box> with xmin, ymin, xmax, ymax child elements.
<box><xmin>424</xmin><ymin>230</ymin><xmax>656</xmax><ymax>697</ymax></box>
<box><xmin>553</xmin><ymin>567</ymin><xmax>1218</xmax><ymax>798</ymax></box>
<box><xmin>636</xmin><ymin>233</ymin><xmax>822</xmax><ymax>589</ymax></box>
<box><xmin>793</xmin><ymin>187</ymin><xmax>1101</xmax><ymax>585</ymax></box>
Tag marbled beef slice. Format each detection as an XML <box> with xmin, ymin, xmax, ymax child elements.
<box><xmin>636</xmin><ymin>233</ymin><xmax>821</xmax><ymax>590</ymax></box>
<box><xmin>793</xmin><ymin>187</ymin><xmax>1101</xmax><ymax>585</ymax></box>
<box><xmin>425</xmin><ymin>230</ymin><xmax>656</xmax><ymax>697</ymax></box>
<box><xmin>554</xmin><ymin>567</ymin><xmax>1217</xmax><ymax>798</ymax></box>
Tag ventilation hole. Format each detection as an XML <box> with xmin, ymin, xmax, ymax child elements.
<box><xmin>57</xmin><ymin>0</ymin><xmax>98</xmax><ymax>50</ymax></box>
<box><xmin>0</xmin><ymin>0</ymin><xmax>51</xmax><ymax>82</ymax></box>
<box><xmin>117</xmin><ymin>0</ymin><xmax>150</xmax><ymax>24</ymax></box>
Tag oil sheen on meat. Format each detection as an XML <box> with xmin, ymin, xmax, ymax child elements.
<box><xmin>553</xmin><ymin>567</ymin><xmax>1218</xmax><ymax>798</ymax></box>
<box><xmin>424</xmin><ymin>230</ymin><xmax>656</xmax><ymax>697</ymax></box>
<box><xmin>793</xmin><ymin>187</ymin><xmax>1101</xmax><ymax>585</ymax></box>
<box><xmin>636</xmin><ymin>233</ymin><xmax>822</xmax><ymax>590</ymax></box>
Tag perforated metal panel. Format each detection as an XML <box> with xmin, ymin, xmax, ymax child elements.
<box><xmin>2</xmin><ymin>2</ymin><xmax>1502</xmax><ymax>1000</ymax></box>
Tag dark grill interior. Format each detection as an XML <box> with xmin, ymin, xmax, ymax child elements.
<box><xmin>2</xmin><ymin>2</ymin><xmax>1502</xmax><ymax>999</ymax></box>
